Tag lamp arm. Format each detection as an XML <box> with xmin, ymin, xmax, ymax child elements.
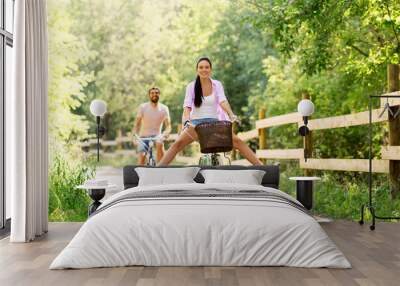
<box><xmin>303</xmin><ymin>116</ymin><xmax>308</xmax><ymax>126</ymax></box>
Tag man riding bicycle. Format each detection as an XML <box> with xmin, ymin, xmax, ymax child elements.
<box><xmin>132</xmin><ymin>87</ymin><xmax>172</xmax><ymax>165</ymax></box>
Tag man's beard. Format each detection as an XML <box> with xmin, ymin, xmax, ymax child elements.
<box><xmin>150</xmin><ymin>97</ymin><xmax>159</xmax><ymax>103</ymax></box>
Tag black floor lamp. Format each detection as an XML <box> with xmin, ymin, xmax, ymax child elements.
<box><xmin>89</xmin><ymin>99</ymin><xmax>107</xmax><ymax>162</ymax></box>
<box><xmin>359</xmin><ymin>94</ymin><xmax>400</xmax><ymax>230</ymax></box>
<box><xmin>297</xmin><ymin>99</ymin><xmax>315</xmax><ymax>161</ymax></box>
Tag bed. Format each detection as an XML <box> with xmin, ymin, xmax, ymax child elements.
<box><xmin>50</xmin><ymin>165</ymin><xmax>350</xmax><ymax>269</ymax></box>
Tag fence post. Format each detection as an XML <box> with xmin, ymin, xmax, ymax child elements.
<box><xmin>388</xmin><ymin>64</ymin><xmax>400</xmax><ymax>198</ymax></box>
<box><xmin>258</xmin><ymin>108</ymin><xmax>266</xmax><ymax>164</ymax></box>
<box><xmin>231</xmin><ymin>122</ymin><xmax>238</xmax><ymax>161</ymax></box>
<box><xmin>302</xmin><ymin>92</ymin><xmax>313</xmax><ymax>176</ymax></box>
<box><xmin>116</xmin><ymin>129</ymin><xmax>123</xmax><ymax>150</ymax></box>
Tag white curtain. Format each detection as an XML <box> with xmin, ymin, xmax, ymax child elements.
<box><xmin>8</xmin><ymin>0</ymin><xmax>49</xmax><ymax>242</ymax></box>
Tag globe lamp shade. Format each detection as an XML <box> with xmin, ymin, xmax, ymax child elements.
<box><xmin>297</xmin><ymin>99</ymin><xmax>314</xmax><ymax>117</ymax></box>
<box><xmin>90</xmin><ymin>99</ymin><xmax>107</xmax><ymax>117</ymax></box>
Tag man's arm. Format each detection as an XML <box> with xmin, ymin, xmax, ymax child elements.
<box><xmin>162</xmin><ymin>106</ymin><xmax>172</xmax><ymax>138</ymax></box>
<box><xmin>133</xmin><ymin>116</ymin><xmax>142</xmax><ymax>135</ymax></box>
<box><xmin>132</xmin><ymin>105</ymin><xmax>143</xmax><ymax>137</ymax></box>
<box><xmin>162</xmin><ymin>117</ymin><xmax>172</xmax><ymax>138</ymax></box>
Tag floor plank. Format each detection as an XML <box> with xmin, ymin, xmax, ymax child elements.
<box><xmin>0</xmin><ymin>221</ymin><xmax>399</xmax><ymax>286</ymax></box>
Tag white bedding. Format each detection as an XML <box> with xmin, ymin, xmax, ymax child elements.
<box><xmin>50</xmin><ymin>183</ymin><xmax>351</xmax><ymax>269</ymax></box>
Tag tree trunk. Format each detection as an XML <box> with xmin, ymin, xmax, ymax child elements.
<box><xmin>258</xmin><ymin>108</ymin><xmax>266</xmax><ymax>165</ymax></box>
<box><xmin>388</xmin><ymin>64</ymin><xmax>400</xmax><ymax>199</ymax></box>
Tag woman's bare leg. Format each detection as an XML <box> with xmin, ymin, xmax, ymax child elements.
<box><xmin>155</xmin><ymin>142</ymin><xmax>164</xmax><ymax>162</ymax></box>
<box><xmin>137</xmin><ymin>152</ymin><xmax>146</xmax><ymax>165</ymax></box>
<box><xmin>232</xmin><ymin>134</ymin><xmax>263</xmax><ymax>165</ymax></box>
<box><xmin>158</xmin><ymin>127</ymin><xmax>198</xmax><ymax>166</ymax></box>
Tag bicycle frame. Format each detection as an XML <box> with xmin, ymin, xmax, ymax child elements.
<box><xmin>135</xmin><ymin>135</ymin><xmax>164</xmax><ymax>166</ymax></box>
<box><xmin>198</xmin><ymin>152</ymin><xmax>232</xmax><ymax>166</ymax></box>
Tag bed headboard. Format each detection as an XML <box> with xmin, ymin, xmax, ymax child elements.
<box><xmin>123</xmin><ymin>165</ymin><xmax>280</xmax><ymax>190</ymax></box>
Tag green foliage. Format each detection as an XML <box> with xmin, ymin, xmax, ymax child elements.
<box><xmin>49</xmin><ymin>153</ymin><xmax>95</xmax><ymax>222</ymax></box>
<box><xmin>246</xmin><ymin>53</ymin><xmax>386</xmax><ymax>159</ymax></box>
<box><xmin>47</xmin><ymin>0</ymin><xmax>93</xmax><ymax>143</ymax></box>
<box><xmin>47</xmin><ymin>0</ymin><xmax>98</xmax><ymax>221</ymax></box>
<box><xmin>248</xmin><ymin>0</ymin><xmax>400</xmax><ymax>78</ymax></box>
<box><xmin>98</xmin><ymin>155</ymin><xmax>137</xmax><ymax>169</ymax></box>
<box><xmin>314</xmin><ymin>178</ymin><xmax>400</xmax><ymax>220</ymax></box>
<box><xmin>206</xmin><ymin>3</ymin><xmax>274</xmax><ymax>131</ymax></box>
<box><xmin>279</xmin><ymin>162</ymin><xmax>400</xmax><ymax>220</ymax></box>
<box><xmin>68</xmin><ymin>0</ymin><xmax>229</xmax><ymax>136</ymax></box>
<box><xmin>46</xmin><ymin>0</ymin><xmax>400</xmax><ymax>222</ymax></box>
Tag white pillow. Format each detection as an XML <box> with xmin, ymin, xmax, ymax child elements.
<box><xmin>200</xmin><ymin>169</ymin><xmax>266</xmax><ymax>185</ymax></box>
<box><xmin>135</xmin><ymin>167</ymin><xmax>200</xmax><ymax>186</ymax></box>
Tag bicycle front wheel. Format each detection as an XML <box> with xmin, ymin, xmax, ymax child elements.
<box><xmin>199</xmin><ymin>155</ymin><xmax>211</xmax><ymax>166</ymax></box>
<box><xmin>211</xmin><ymin>154</ymin><xmax>222</xmax><ymax>166</ymax></box>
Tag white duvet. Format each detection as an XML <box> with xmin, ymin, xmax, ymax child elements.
<box><xmin>50</xmin><ymin>183</ymin><xmax>351</xmax><ymax>269</ymax></box>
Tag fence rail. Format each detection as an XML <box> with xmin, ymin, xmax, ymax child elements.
<box><xmin>306</xmin><ymin>108</ymin><xmax>387</xmax><ymax>131</ymax></box>
<box><xmin>233</xmin><ymin>91</ymin><xmax>400</xmax><ymax>175</ymax></box>
<box><xmin>81</xmin><ymin>133</ymin><xmax>194</xmax><ymax>163</ymax></box>
<box><xmin>256</xmin><ymin>112</ymin><xmax>302</xmax><ymax>129</ymax></box>
<box><xmin>81</xmin><ymin>134</ymin><xmax>178</xmax><ymax>148</ymax></box>
<box><xmin>299</xmin><ymin>159</ymin><xmax>389</xmax><ymax>173</ymax></box>
<box><xmin>256</xmin><ymin>149</ymin><xmax>303</xmax><ymax>160</ymax></box>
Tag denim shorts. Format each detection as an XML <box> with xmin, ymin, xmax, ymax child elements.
<box><xmin>191</xmin><ymin>118</ymin><xmax>219</xmax><ymax>126</ymax></box>
<box><xmin>137</xmin><ymin>135</ymin><xmax>158</xmax><ymax>153</ymax></box>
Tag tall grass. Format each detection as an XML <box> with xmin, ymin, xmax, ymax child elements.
<box><xmin>49</xmin><ymin>154</ymin><xmax>96</xmax><ymax>221</ymax></box>
<box><xmin>48</xmin><ymin>150</ymin><xmax>400</xmax><ymax>222</ymax></box>
<box><xmin>278</xmin><ymin>161</ymin><xmax>400</xmax><ymax>221</ymax></box>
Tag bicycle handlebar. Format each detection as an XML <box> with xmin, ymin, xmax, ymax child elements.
<box><xmin>183</xmin><ymin>117</ymin><xmax>241</xmax><ymax>130</ymax></box>
<box><xmin>134</xmin><ymin>134</ymin><xmax>165</xmax><ymax>145</ymax></box>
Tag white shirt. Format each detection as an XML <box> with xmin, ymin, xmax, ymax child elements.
<box><xmin>191</xmin><ymin>93</ymin><xmax>219</xmax><ymax>119</ymax></box>
<box><xmin>137</xmin><ymin>102</ymin><xmax>170</xmax><ymax>137</ymax></box>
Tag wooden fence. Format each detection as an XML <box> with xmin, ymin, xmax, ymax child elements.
<box><xmin>233</xmin><ymin>90</ymin><xmax>400</xmax><ymax>174</ymax></box>
<box><xmin>81</xmin><ymin>65</ymin><xmax>400</xmax><ymax>197</ymax></box>
<box><xmin>81</xmin><ymin>132</ymin><xmax>200</xmax><ymax>164</ymax></box>
<box><xmin>82</xmin><ymin>65</ymin><xmax>400</xmax><ymax>176</ymax></box>
<box><xmin>81</xmin><ymin>91</ymin><xmax>400</xmax><ymax>169</ymax></box>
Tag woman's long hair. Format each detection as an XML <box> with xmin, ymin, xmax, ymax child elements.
<box><xmin>194</xmin><ymin>57</ymin><xmax>212</xmax><ymax>107</ymax></box>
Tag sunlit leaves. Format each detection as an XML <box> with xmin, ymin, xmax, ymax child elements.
<box><xmin>48</xmin><ymin>0</ymin><xmax>92</xmax><ymax>144</ymax></box>
<box><xmin>247</xmin><ymin>0</ymin><xmax>400</xmax><ymax>77</ymax></box>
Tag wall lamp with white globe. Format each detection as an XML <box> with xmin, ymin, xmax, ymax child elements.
<box><xmin>297</xmin><ymin>99</ymin><xmax>315</xmax><ymax>161</ymax></box>
<box><xmin>90</xmin><ymin>99</ymin><xmax>107</xmax><ymax>162</ymax></box>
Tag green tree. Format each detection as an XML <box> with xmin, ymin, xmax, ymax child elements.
<box><xmin>69</xmin><ymin>0</ymin><xmax>228</xmax><ymax>137</ymax></box>
<box><xmin>247</xmin><ymin>0</ymin><xmax>400</xmax><ymax>79</ymax></box>
<box><xmin>48</xmin><ymin>0</ymin><xmax>93</xmax><ymax>145</ymax></box>
<box><xmin>206</xmin><ymin>3</ymin><xmax>274</xmax><ymax>131</ymax></box>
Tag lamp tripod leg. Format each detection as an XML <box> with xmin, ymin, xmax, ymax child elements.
<box><xmin>96</xmin><ymin>116</ymin><xmax>100</xmax><ymax>162</ymax></box>
<box><xmin>359</xmin><ymin>204</ymin><xmax>365</xmax><ymax>225</ymax></box>
<box><xmin>370</xmin><ymin>206</ymin><xmax>376</xmax><ymax>231</ymax></box>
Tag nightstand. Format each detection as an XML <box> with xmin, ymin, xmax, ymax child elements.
<box><xmin>77</xmin><ymin>184</ymin><xmax>116</xmax><ymax>216</ymax></box>
<box><xmin>289</xmin><ymin>177</ymin><xmax>321</xmax><ymax>210</ymax></box>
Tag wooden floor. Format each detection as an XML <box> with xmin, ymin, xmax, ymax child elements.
<box><xmin>0</xmin><ymin>221</ymin><xmax>399</xmax><ymax>286</ymax></box>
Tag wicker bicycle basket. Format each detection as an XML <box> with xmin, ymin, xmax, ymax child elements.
<box><xmin>195</xmin><ymin>120</ymin><xmax>233</xmax><ymax>153</ymax></box>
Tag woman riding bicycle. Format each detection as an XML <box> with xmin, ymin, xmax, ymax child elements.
<box><xmin>158</xmin><ymin>57</ymin><xmax>262</xmax><ymax>166</ymax></box>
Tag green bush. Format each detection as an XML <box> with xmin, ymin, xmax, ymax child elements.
<box><xmin>49</xmin><ymin>154</ymin><xmax>95</xmax><ymax>221</ymax></box>
<box><xmin>279</xmin><ymin>161</ymin><xmax>400</xmax><ymax>221</ymax></box>
<box><xmin>313</xmin><ymin>179</ymin><xmax>400</xmax><ymax>221</ymax></box>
